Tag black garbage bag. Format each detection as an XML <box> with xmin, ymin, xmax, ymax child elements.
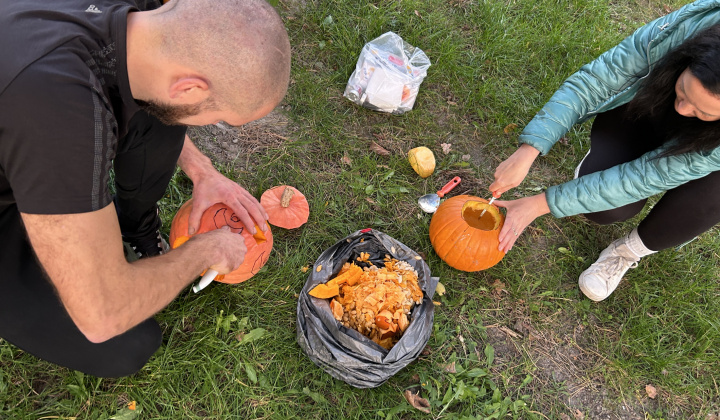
<box><xmin>297</xmin><ymin>228</ymin><xmax>439</xmax><ymax>388</ymax></box>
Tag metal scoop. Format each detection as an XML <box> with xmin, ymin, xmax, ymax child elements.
<box><xmin>478</xmin><ymin>192</ymin><xmax>501</xmax><ymax>218</ymax></box>
<box><xmin>418</xmin><ymin>176</ymin><xmax>461</xmax><ymax>213</ymax></box>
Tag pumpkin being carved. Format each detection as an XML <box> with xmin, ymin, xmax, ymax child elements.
<box><xmin>169</xmin><ymin>199</ymin><xmax>273</xmax><ymax>284</ymax></box>
<box><xmin>429</xmin><ymin>195</ymin><xmax>506</xmax><ymax>271</ymax></box>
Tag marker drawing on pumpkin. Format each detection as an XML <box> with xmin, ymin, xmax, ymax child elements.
<box><xmin>212</xmin><ymin>207</ymin><xmax>245</xmax><ymax>233</ymax></box>
<box><xmin>249</xmin><ymin>252</ymin><xmax>268</xmax><ymax>275</ymax></box>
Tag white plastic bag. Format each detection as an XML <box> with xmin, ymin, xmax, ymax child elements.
<box><xmin>344</xmin><ymin>32</ymin><xmax>431</xmax><ymax>115</ymax></box>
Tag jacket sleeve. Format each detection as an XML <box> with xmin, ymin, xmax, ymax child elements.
<box><xmin>545</xmin><ymin>147</ymin><xmax>720</xmax><ymax>218</ymax></box>
<box><xmin>517</xmin><ymin>3</ymin><xmax>712</xmax><ymax>155</ymax></box>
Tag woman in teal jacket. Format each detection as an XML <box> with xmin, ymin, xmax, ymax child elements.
<box><xmin>491</xmin><ymin>0</ymin><xmax>720</xmax><ymax>301</ymax></box>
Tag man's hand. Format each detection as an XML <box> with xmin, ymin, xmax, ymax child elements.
<box><xmin>494</xmin><ymin>193</ymin><xmax>550</xmax><ymax>252</ymax></box>
<box><xmin>188</xmin><ymin>170</ymin><xmax>268</xmax><ymax>236</ymax></box>
<box><xmin>489</xmin><ymin>144</ymin><xmax>541</xmax><ymax>195</ymax></box>
<box><xmin>176</xmin><ymin>134</ymin><xmax>268</xmax><ymax>235</ymax></box>
<box><xmin>192</xmin><ymin>225</ymin><xmax>247</xmax><ymax>273</ymax></box>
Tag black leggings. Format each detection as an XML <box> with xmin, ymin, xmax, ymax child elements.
<box><xmin>577</xmin><ymin>105</ymin><xmax>720</xmax><ymax>251</ymax></box>
<box><xmin>0</xmin><ymin>111</ymin><xmax>185</xmax><ymax>377</ymax></box>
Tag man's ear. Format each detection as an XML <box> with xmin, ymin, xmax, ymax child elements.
<box><xmin>168</xmin><ymin>77</ymin><xmax>210</xmax><ymax>104</ymax></box>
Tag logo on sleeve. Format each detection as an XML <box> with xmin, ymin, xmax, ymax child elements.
<box><xmin>85</xmin><ymin>5</ymin><xmax>102</xmax><ymax>13</ymax></box>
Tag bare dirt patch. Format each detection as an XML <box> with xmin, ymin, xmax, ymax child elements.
<box><xmin>188</xmin><ymin>107</ymin><xmax>294</xmax><ymax>170</ymax></box>
<box><xmin>481</xmin><ymin>308</ymin><xmax>665</xmax><ymax>419</ymax></box>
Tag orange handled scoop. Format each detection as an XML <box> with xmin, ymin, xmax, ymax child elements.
<box><xmin>418</xmin><ymin>176</ymin><xmax>462</xmax><ymax>213</ymax></box>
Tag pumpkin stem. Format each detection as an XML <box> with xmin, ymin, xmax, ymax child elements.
<box><xmin>280</xmin><ymin>186</ymin><xmax>294</xmax><ymax>208</ymax></box>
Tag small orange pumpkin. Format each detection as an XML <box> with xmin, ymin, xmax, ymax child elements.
<box><xmin>429</xmin><ymin>195</ymin><xmax>506</xmax><ymax>271</ymax></box>
<box><xmin>169</xmin><ymin>199</ymin><xmax>273</xmax><ymax>284</ymax></box>
<box><xmin>260</xmin><ymin>185</ymin><xmax>309</xmax><ymax>229</ymax></box>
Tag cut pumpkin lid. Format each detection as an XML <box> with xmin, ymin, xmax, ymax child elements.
<box><xmin>260</xmin><ymin>185</ymin><xmax>309</xmax><ymax>229</ymax></box>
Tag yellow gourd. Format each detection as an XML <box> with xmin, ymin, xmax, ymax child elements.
<box><xmin>408</xmin><ymin>146</ymin><xmax>435</xmax><ymax>178</ymax></box>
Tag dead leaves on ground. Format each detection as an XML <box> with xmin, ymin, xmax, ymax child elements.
<box><xmin>503</xmin><ymin>123</ymin><xmax>518</xmax><ymax>134</ymax></box>
<box><xmin>403</xmin><ymin>390</ymin><xmax>431</xmax><ymax>413</ymax></box>
<box><xmin>370</xmin><ymin>141</ymin><xmax>391</xmax><ymax>156</ymax></box>
<box><xmin>490</xmin><ymin>279</ymin><xmax>509</xmax><ymax>299</ymax></box>
<box><xmin>645</xmin><ymin>384</ymin><xmax>657</xmax><ymax>399</ymax></box>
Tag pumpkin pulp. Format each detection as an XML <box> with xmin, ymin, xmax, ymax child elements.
<box><xmin>461</xmin><ymin>201</ymin><xmax>501</xmax><ymax>231</ymax></box>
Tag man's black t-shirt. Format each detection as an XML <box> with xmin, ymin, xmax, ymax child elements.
<box><xmin>0</xmin><ymin>0</ymin><xmax>162</xmax><ymax>215</ymax></box>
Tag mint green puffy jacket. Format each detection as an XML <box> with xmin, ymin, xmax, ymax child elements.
<box><xmin>520</xmin><ymin>0</ymin><xmax>720</xmax><ymax>218</ymax></box>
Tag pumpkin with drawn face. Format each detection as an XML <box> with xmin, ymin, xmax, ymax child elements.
<box><xmin>169</xmin><ymin>199</ymin><xmax>273</xmax><ymax>284</ymax></box>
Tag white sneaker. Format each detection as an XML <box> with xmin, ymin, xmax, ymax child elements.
<box><xmin>578</xmin><ymin>236</ymin><xmax>640</xmax><ymax>301</ymax></box>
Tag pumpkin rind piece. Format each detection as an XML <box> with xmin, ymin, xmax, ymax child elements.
<box><xmin>308</xmin><ymin>283</ymin><xmax>340</xmax><ymax>299</ymax></box>
<box><xmin>260</xmin><ymin>185</ymin><xmax>310</xmax><ymax>229</ymax></box>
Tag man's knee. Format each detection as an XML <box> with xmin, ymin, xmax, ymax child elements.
<box><xmin>79</xmin><ymin>319</ymin><xmax>163</xmax><ymax>378</ymax></box>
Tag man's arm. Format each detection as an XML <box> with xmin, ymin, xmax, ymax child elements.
<box><xmin>176</xmin><ymin>134</ymin><xmax>268</xmax><ymax>235</ymax></box>
<box><xmin>21</xmin><ymin>204</ymin><xmax>245</xmax><ymax>343</ymax></box>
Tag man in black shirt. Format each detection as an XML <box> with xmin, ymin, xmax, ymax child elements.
<box><xmin>0</xmin><ymin>0</ymin><xmax>291</xmax><ymax>376</ymax></box>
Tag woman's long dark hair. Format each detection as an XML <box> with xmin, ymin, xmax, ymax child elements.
<box><xmin>627</xmin><ymin>24</ymin><xmax>720</xmax><ymax>157</ymax></box>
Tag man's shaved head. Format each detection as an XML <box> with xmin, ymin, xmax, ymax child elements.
<box><xmin>154</xmin><ymin>0</ymin><xmax>291</xmax><ymax>116</ymax></box>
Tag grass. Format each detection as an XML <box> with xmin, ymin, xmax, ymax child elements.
<box><xmin>2</xmin><ymin>0</ymin><xmax>719</xmax><ymax>418</ymax></box>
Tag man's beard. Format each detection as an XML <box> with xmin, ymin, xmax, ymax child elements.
<box><xmin>136</xmin><ymin>99</ymin><xmax>210</xmax><ymax>126</ymax></box>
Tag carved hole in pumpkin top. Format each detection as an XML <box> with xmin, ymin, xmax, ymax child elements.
<box><xmin>461</xmin><ymin>201</ymin><xmax>501</xmax><ymax>231</ymax></box>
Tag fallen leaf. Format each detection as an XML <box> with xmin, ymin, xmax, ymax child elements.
<box><xmin>664</xmin><ymin>4</ymin><xmax>673</xmax><ymax>13</ymax></box>
<box><xmin>503</xmin><ymin>123</ymin><xmax>518</xmax><ymax>134</ymax></box>
<box><xmin>490</xmin><ymin>279</ymin><xmax>508</xmax><ymax>298</ymax></box>
<box><xmin>435</xmin><ymin>282</ymin><xmax>446</xmax><ymax>296</ymax></box>
<box><xmin>370</xmin><ymin>141</ymin><xmax>391</xmax><ymax>156</ymax></box>
<box><xmin>443</xmin><ymin>361</ymin><xmax>456</xmax><ymax>373</ymax></box>
<box><xmin>403</xmin><ymin>390</ymin><xmax>431</xmax><ymax>413</ymax></box>
<box><xmin>645</xmin><ymin>384</ymin><xmax>657</xmax><ymax>399</ymax></box>
<box><xmin>340</xmin><ymin>154</ymin><xmax>352</xmax><ymax>166</ymax></box>
<box><xmin>440</xmin><ymin>143</ymin><xmax>452</xmax><ymax>154</ymax></box>
<box><xmin>573</xmin><ymin>409</ymin><xmax>584</xmax><ymax>419</ymax></box>
<box><xmin>301</xmin><ymin>266</ymin><xmax>310</xmax><ymax>273</ymax></box>
<box><xmin>461</xmin><ymin>154</ymin><xmax>471</xmax><ymax>161</ymax></box>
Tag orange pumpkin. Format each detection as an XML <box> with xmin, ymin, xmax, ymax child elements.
<box><xmin>429</xmin><ymin>195</ymin><xmax>506</xmax><ymax>271</ymax></box>
<box><xmin>260</xmin><ymin>185</ymin><xmax>309</xmax><ymax>229</ymax></box>
<box><xmin>169</xmin><ymin>199</ymin><xmax>273</xmax><ymax>284</ymax></box>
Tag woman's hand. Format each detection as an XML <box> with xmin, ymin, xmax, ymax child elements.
<box><xmin>494</xmin><ymin>193</ymin><xmax>550</xmax><ymax>253</ymax></box>
<box><xmin>489</xmin><ymin>144</ymin><xmax>541</xmax><ymax>196</ymax></box>
<box><xmin>188</xmin><ymin>171</ymin><xmax>268</xmax><ymax>236</ymax></box>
